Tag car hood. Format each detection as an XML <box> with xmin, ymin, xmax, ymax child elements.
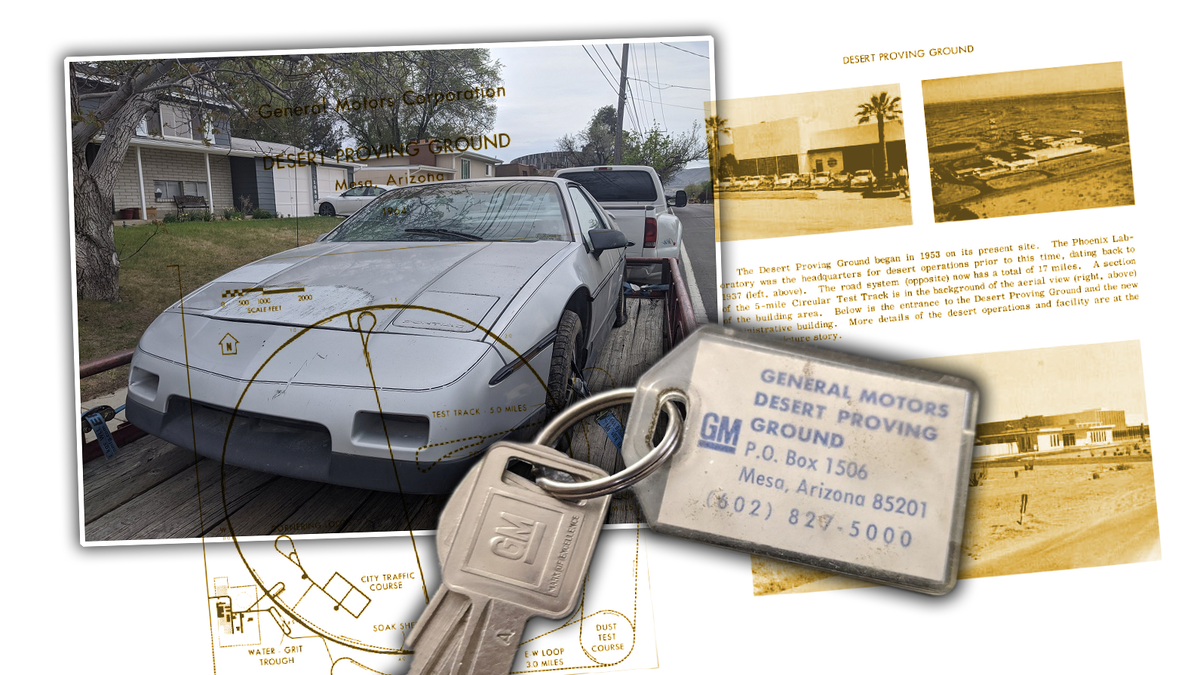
<box><xmin>182</xmin><ymin>239</ymin><xmax>570</xmax><ymax>337</ymax></box>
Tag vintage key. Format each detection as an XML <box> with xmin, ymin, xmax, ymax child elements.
<box><xmin>405</xmin><ymin>442</ymin><xmax>611</xmax><ymax>675</ymax></box>
<box><xmin>612</xmin><ymin>325</ymin><xmax>979</xmax><ymax>595</ymax></box>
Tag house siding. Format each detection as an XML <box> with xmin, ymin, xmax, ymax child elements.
<box><xmin>112</xmin><ymin>146</ymin><xmax>235</xmax><ymax>215</ymax></box>
<box><xmin>255</xmin><ymin>162</ymin><xmax>277</xmax><ymax>214</ymax></box>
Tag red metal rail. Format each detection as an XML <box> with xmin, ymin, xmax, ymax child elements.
<box><xmin>625</xmin><ymin>257</ymin><xmax>699</xmax><ymax>352</ymax></box>
<box><xmin>79</xmin><ymin>348</ymin><xmax>143</xmax><ymax>462</ymax></box>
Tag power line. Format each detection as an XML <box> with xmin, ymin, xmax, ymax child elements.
<box><xmin>589</xmin><ymin>45</ymin><xmax>620</xmax><ymax>90</ymax></box>
<box><xmin>652</xmin><ymin>42</ymin><xmax>667</xmax><ymax>129</ymax></box>
<box><xmin>581</xmin><ymin>45</ymin><xmax>619</xmax><ymax>96</ymax></box>
<box><xmin>629</xmin><ymin>96</ymin><xmax>704</xmax><ymax>111</ymax></box>
<box><xmin>627</xmin><ymin>77</ymin><xmax>710</xmax><ymax>92</ymax></box>
<box><xmin>659</xmin><ymin>42</ymin><xmax>709</xmax><ymax>59</ymax></box>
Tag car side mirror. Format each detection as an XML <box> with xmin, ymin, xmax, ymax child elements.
<box><xmin>674</xmin><ymin>190</ymin><xmax>688</xmax><ymax>207</ymax></box>
<box><xmin>588</xmin><ymin>229</ymin><xmax>629</xmax><ymax>258</ymax></box>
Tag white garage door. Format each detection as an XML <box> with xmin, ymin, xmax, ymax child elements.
<box><xmin>272</xmin><ymin>166</ymin><xmax>314</xmax><ymax>218</ymax></box>
<box><xmin>316</xmin><ymin>166</ymin><xmax>347</xmax><ymax>199</ymax></box>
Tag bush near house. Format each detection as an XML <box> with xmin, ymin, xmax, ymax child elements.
<box><xmin>77</xmin><ymin>216</ymin><xmax>339</xmax><ymax>401</ymax></box>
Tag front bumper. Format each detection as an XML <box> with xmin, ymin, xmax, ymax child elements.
<box><xmin>125</xmin><ymin>319</ymin><xmax>552</xmax><ymax>493</ymax></box>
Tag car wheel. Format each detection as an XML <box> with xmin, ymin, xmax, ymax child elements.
<box><xmin>318</xmin><ymin>202</ymin><xmax>335</xmax><ymax>217</ymax></box>
<box><xmin>546</xmin><ymin>310</ymin><xmax>586</xmax><ymax>417</ymax></box>
<box><xmin>613</xmin><ymin>288</ymin><xmax>628</xmax><ymax>328</ymax></box>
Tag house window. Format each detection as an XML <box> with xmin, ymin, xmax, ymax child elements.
<box><xmin>460</xmin><ymin>158</ymin><xmax>471</xmax><ymax>179</ymax></box>
<box><xmin>485</xmin><ymin>163</ymin><xmax>492</xmax><ymax>176</ymax></box>
<box><xmin>160</xmin><ymin>105</ymin><xmax>194</xmax><ymax>140</ymax></box>
<box><xmin>154</xmin><ymin>180</ymin><xmax>208</xmax><ymax>201</ymax></box>
<box><xmin>159</xmin><ymin>104</ymin><xmax>213</xmax><ymax>142</ymax></box>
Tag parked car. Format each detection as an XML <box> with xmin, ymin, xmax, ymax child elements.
<box><xmin>126</xmin><ymin>178</ymin><xmax>629</xmax><ymax>493</ymax></box>
<box><xmin>774</xmin><ymin>173</ymin><xmax>800</xmax><ymax>190</ymax></box>
<box><xmin>810</xmin><ymin>172</ymin><xmax>833</xmax><ymax>189</ymax></box>
<box><xmin>829</xmin><ymin>171</ymin><xmax>851</xmax><ymax>189</ymax></box>
<box><xmin>314</xmin><ymin>185</ymin><xmax>396</xmax><ymax>216</ymax></box>
<box><xmin>744</xmin><ymin>175</ymin><xmax>766</xmax><ymax>191</ymax></box>
<box><xmin>849</xmin><ymin>169</ymin><xmax>877</xmax><ymax>191</ymax></box>
<box><xmin>794</xmin><ymin>173</ymin><xmax>813</xmax><ymax>189</ymax></box>
<box><xmin>730</xmin><ymin>176</ymin><xmax>747</xmax><ymax>191</ymax></box>
<box><xmin>717</xmin><ymin>178</ymin><xmax>733</xmax><ymax>193</ymax></box>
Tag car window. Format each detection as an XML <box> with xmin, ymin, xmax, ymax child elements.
<box><xmin>343</xmin><ymin>187</ymin><xmax>366</xmax><ymax>197</ymax></box>
<box><xmin>568</xmin><ymin>186</ymin><xmax>606</xmax><ymax>235</ymax></box>
<box><xmin>556</xmin><ymin>170</ymin><xmax>657</xmax><ymax>202</ymax></box>
<box><xmin>326</xmin><ymin>180</ymin><xmax>572</xmax><ymax>243</ymax></box>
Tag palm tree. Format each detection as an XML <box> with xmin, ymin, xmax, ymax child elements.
<box><xmin>855</xmin><ymin>92</ymin><xmax>902</xmax><ymax>179</ymax></box>
<box><xmin>705</xmin><ymin>114</ymin><xmax>730</xmax><ymax>183</ymax></box>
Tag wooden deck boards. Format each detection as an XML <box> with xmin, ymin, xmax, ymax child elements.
<box><xmin>82</xmin><ymin>299</ymin><xmax>666</xmax><ymax>542</ymax></box>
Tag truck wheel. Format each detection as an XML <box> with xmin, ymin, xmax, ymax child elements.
<box><xmin>546</xmin><ymin>310</ymin><xmax>585</xmax><ymax>417</ymax></box>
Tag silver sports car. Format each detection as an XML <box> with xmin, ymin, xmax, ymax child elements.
<box><xmin>125</xmin><ymin>178</ymin><xmax>629</xmax><ymax>493</ymax></box>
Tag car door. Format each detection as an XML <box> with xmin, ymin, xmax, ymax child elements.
<box><xmin>566</xmin><ymin>185</ymin><xmax>625</xmax><ymax>347</ymax></box>
<box><xmin>333</xmin><ymin>186</ymin><xmax>369</xmax><ymax>214</ymax></box>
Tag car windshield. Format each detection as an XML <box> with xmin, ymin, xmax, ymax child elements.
<box><xmin>325</xmin><ymin>181</ymin><xmax>571</xmax><ymax>243</ymax></box>
<box><xmin>556</xmin><ymin>170</ymin><xmax>657</xmax><ymax>201</ymax></box>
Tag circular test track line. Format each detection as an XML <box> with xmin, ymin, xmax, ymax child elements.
<box><xmin>218</xmin><ymin>303</ymin><xmax>557</xmax><ymax>655</ymax></box>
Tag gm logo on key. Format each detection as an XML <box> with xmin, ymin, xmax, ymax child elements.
<box><xmin>698</xmin><ymin>412</ymin><xmax>741</xmax><ymax>454</ymax></box>
<box><xmin>490</xmin><ymin>512</ymin><xmax>547</xmax><ymax>564</ymax></box>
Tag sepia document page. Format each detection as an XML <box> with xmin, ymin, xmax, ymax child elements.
<box><xmin>708</xmin><ymin>42</ymin><xmax>1164</xmax><ymax>598</ymax></box>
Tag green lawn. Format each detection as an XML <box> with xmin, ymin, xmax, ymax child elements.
<box><xmin>77</xmin><ymin>216</ymin><xmax>340</xmax><ymax>401</ymax></box>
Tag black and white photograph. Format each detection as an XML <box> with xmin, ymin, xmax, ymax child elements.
<box><xmin>706</xmin><ymin>84</ymin><xmax>912</xmax><ymax>241</ymax></box>
<box><xmin>71</xmin><ymin>38</ymin><xmax>717</xmax><ymax>543</ymax></box>
<box><xmin>925</xmin><ymin>62</ymin><xmax>1134</xmax><ymax>222</ymax></box>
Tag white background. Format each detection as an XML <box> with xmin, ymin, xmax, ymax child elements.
<box><xmin>12</xmin><ymin>1</ymin><xmax>1195</xmax><ymax>673</ymax></box>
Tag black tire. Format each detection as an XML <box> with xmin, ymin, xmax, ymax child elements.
<box><xmin>546</xmin><ymin>310</ymin><xmax>585</xmax><ymax>416</ymax></box>
<box><xmin>318</xmin><ymin>202</ymin><xmax>335</xmax><ymax>217</ymax></box>
<box><xmin>613</xmin><ymin>289</ymin><xmax>628</xmax><ymax>328</ymax></box>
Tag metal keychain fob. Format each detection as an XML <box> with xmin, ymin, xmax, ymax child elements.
<box><xmin>618</xmin><ymin>325</ymin><xmax>979</xmax><ymax>595</ymax></box>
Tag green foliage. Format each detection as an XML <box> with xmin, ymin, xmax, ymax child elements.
<box><xmin>332</xmin><ymin>50</ymin><xmax>503</xmax><ymax>149</ymax></box>
<box><xmin>556</xmin><ymin>108</ymin><xmax>707</xmax><ymax>184</ymax></box>
<box><xmin>222</xmin><ymin>208</ymin><xmax>244</xmax><ymax>221</ymax></box>
<box><xmin>556</xmin><ymin>105</ymin><xmax>620</xmax><ymax>166</ymax></box>
<box><xmin>251</xmin><ymin>208</ymin><xmax>275</xmax><ymax>219</ymax></box>
<box><xmin>620</xmin><ymin>122</ymin><xmax>706</xmax><ymax>186</ymax></box>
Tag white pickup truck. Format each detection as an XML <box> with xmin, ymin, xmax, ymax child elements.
<box><xmin>554</xmin><ymin>165</ymin><xmax>686</xmax><ymax>267</ymax></box>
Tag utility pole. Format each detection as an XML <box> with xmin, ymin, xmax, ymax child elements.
<box><xmin>614</xmin><ymin>44</ymin><xmax>629</xmax><ymax>164</ymax></box>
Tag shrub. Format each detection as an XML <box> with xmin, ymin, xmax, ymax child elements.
<box><xmin>163</xmin><ymin>212</ymin><xmax>179</xmax><ymax>223</ymax></box>
<box><xmin>222</xmin><ymin>208</ymin><xmax>244</xmax><ymax>221</ymax></box>
<box><xmin>251</xmin><ymin>208</ymin><xmax>274</xmax><ymax>219</ymax></box>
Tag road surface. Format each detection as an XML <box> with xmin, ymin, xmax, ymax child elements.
<box><xmin>675</xmin><ymin>202</ymin><xmax>718</xmax><ymax>323</ymax></box>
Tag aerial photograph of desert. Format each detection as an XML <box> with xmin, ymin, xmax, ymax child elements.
<box><xmin>923</xmin><ymin>62</ymin><xmax>1134</xmax><ymax>222</ymax></box>
<box><xmin>753</xmin><ymin>341</ymin><xmax>1157</xmax><ymax>595</ymax></box>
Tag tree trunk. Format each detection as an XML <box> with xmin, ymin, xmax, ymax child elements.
<box><xmin>877</xmin><ymin>115</ymin><xmax>889</xmax><ymax>177</ymax></box>
<box><xmin>72</xmin><ymin>92</ymin><xmax>159</xmax><ymax>302</ymax></box>
<box><xmin>73</xmin><ymin>147</ymin><xmax>122</xmax><ymax>302</ymax></box>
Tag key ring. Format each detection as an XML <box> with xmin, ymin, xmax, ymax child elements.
<box><xmin>534</xmin><ymin>387</ymin><xmax>687</xmax><ymax>500</ymax></box>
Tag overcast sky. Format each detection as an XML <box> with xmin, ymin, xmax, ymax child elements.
<box><xmin>923</xmin><ymin>62</ymin><xmax>1125</xmax><ymax>105</ymax></box>
<box><xmin>489</xmin><ymin>38</ymin><xmax>713</xmax><ymax>164</ymax></box>
<box><xmin>903</xmin><ymin>340</ymin><xmax>1149</xmax><ymax>425</ymax></box>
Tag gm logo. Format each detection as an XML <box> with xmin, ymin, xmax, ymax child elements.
<box><xmin>698</xmin><ymin>412</ymin><xmax>741</xmax><ymax>454</ymax></box>
<box><xmin>490</xmin><ymin>512</ymin><xmax>547</xmax><ymax>564</ymax></box>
